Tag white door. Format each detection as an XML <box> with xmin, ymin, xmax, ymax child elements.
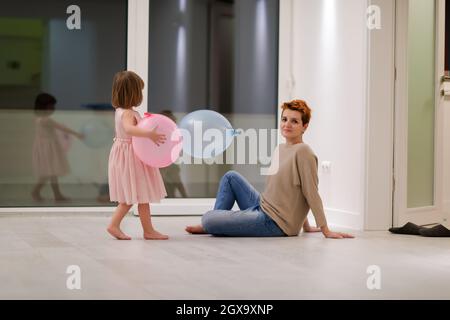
<box><xmin>394</xmin><ymin>0</ymin><xmax>447</xmax><ymax>227</ymax></box>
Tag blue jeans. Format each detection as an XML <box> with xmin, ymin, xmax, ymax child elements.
<box><xmin>201</xmin><ymin>171</ymin><xmax>286</xmax><ymax>237</ymax></box>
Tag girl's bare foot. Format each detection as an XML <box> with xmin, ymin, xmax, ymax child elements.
<box><xmin>143</xmin><ymin>230</ymin><xmax>169</xmax><ymax>240</ymax></box>
<box><xmin>185</xmin><ymin>225</ymin><xmax>206</xmax><ymax>234</ymax></box>
<box><xmin>31</xmin><ymin>191</ymin><xmax>44</xmax><ymax>202</ymax></box>
<box><xmin>107</xmin><ymin>226</ymin><xmax>132</xmax><ymax>240</ymax></box>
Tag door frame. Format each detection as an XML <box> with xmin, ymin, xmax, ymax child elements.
<box><xmin>393</xmin><ymin>0</ymin><xmax>446</xmax><ymax>226</ymax></box>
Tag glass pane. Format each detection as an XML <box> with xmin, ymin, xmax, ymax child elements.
<box><xmin>407</xmin><ymin>0</ymin><xmax>436</xmax><ymax>208</ymax></box>
<box><xmin>148</xmin><ymin>0</ymin><xmax>279</xmax><ymax>198</ymax></box>
<box><xmin>0</xmin><ymin>0</ymin><xmax>127</xmax><ymax>207</ymax></box>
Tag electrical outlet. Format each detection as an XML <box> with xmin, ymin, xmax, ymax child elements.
<box><xmin>321</xmin><ymin>161</ymin><xmax>331</xmax><ymax>173</ymax></box>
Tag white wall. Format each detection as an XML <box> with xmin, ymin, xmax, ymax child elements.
<box><xmin>279</xmin><ymin>0</ymin><xmax>368</xmax><ymax>230</ymax></box>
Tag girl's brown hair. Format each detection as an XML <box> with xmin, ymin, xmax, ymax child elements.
<box><xmin>281</xmin><ymin>99</ymin><xmax>312</xmax><ymax>125</ymax></box>
<box><xmin>111</xmin><ymin>71</ymin><xmax>145</xmax><ymax>109</ymax></box>
<box><xmin>34</xmin><ymin>93</ymin><xmax>56</xmax><ymax>116</ymax></box>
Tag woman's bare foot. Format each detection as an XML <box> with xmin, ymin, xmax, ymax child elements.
<box><xmin>143</xmin><ymin>230</ymin><xmax>169</xmax><ymax>240</ymax></box>
<box><xmin>107</xmin><ymin>226</ymin><xmax>132</xmax><ymax>240</ymax></box>
<box><xmin>185</xmin><ymin>225</ymin><xmax>206</xmax><ymax>234</ymax></box>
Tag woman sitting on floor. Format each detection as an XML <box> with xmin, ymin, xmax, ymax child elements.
<box><xmin>186</xmin><ymin>99</ymin><xmax>354</xmax><ymax>239</ymax></box>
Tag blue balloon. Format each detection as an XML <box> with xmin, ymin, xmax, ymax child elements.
<box><xmin>80</xmin><ymin>119</ymin><xmax>114</xmax><ymax>148</ymax></box>
<box><xmin>179</xmin><ymin>109</ymin><xmax>236</xmax><ymax>159</ymax></box>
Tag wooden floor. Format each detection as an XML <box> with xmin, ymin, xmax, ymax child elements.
<box><xmin>1</xmin><ymin>215</ymin><xmax>450</xmax><ymax>300</ymax></box>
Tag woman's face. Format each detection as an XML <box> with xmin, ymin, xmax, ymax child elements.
<box><xmin>281</xmin><ymin>108</ymin><xmax>308</xmax><ymax>139</ymax></box>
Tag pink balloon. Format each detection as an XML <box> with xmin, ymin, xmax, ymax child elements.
<box><xmin>132</xmin><ymin>113</ymin><xmax>182</xmax><ymax>168</ymax></box>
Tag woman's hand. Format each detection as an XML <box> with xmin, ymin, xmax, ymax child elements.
<box><xmin>148</xmin><ymin>126</ymin><xmax>166</xmax><ymax>146</ymax></box>
<box><xmin>323</xmin><ymin>231</ymin><xmax>354</xmax><ymax>239</ymax></box>
<box><xmin>321</xmin><ymin>226</ymin><xmax>354</xmax><ymax>239</ymax></box>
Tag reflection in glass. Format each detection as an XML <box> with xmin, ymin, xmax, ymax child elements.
<box><xmin>31</xmin><ymin>93</ymin><xmax>83</xmax><ymax>202</ymax></box>
<box><xmin>0</xmin><ymin>0</ymin><xmax>127</xmax><ymax>206</ymax></box>
<box><xmin>148</xmin><ymin>0</ymin><xmax>279</xmax><ymax>198</ymax></box>
<box><xmin>159</xmin><ymin>110</ymin><xmax>189</xmax><ymax>198</ymax></box>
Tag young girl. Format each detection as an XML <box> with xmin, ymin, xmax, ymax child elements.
<box><xmin>107</xmin><ymin>71</ymin><xmax>168</xmax><ymax>240</ymax></box>
<box><xmin>31</xmin><ymin>93</ymin><xmax>84</xmax><ymax>202</ymax></box>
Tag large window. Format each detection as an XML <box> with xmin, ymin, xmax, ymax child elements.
<box><xmin>148</xmin><ymin>0</ymin><xmax>279</xmax><ymax>198</ymax></box>
<box><xmin>0</xmin><ymin>0</ymin><xmax>279</xmax><ymax>207</ymax></box>
<box><xmin>0</xmin><ymin>0</ymin><xmax>127</xmax><ymax>206</ymax></box>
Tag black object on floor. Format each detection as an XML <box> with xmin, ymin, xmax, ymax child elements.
<box><xmin>419</xmin><ymin>224</ymin><xmax>450</xmax><ymax>237</ymax></box>
<box><xmin>388</xmin><ymin>222</ymin><xmax>424</xmax><ymax>235</ymax></box>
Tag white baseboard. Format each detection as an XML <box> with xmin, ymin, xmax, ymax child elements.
<box><xmin>132</xmin><ymin>199</ymin><xmax>216</xmax><ymax>216</ymax></box>
<box><xmin>314</xmin><ymin>207</ymin><xmax>363</xmax><ymax>231</ymax></box>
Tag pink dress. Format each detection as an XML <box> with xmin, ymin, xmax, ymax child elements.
<box><xmin>108</xmin><ymin>108</ymin><xmax>167</xmax><ymax>204</ymax></box>
<box><xmin>32</xmin><ymin>117</ymin><xmax>70</xmax><ymax>178</ymax></box>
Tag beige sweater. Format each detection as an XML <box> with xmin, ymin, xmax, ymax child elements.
<box><xmin>260</xmin><ymin>143</ymin><xmax>327</xmax><ymax>236</ymax></box>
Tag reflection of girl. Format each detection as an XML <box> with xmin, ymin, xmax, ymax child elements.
<box><xmin>31</xmin><ymin>93</ymin><xmax>83</xmax><ymax>202</ymax></box>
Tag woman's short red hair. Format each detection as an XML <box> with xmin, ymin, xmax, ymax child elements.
<box><xmin>281</xmin><ymin>99</ymin><xmax>312</xmax><ymax>125</ymax></box>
